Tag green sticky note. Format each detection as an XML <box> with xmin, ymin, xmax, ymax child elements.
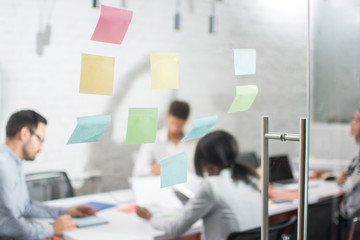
<box><xmin>228</xmin><ymin>85</ymin><xmax>258</xmax><ymax>113</ymax></box>
<box><xmin>232</xmin><ymin>49</ymin><xmax>256</xmax><ymax>75</ymax></box>
<box><xmin>126</xmin><ymin>108</ymin><xmax>158</xmax><ymax>144</ymax></box>
<box><xmin>67</xmin><ymin>115</ymin><xmax>111</xmax><ymax>144</ymax></box>
<box><xmin>159</xmin><ymin>152</ymin><xmax>187</xmax><ymax>188</ymax></box>
<box><xmin>181</xmin><ymin>115</ymin><xmax>218</xmax><ymax>142</ymax></box>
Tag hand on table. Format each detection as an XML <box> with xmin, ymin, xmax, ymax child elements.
<box><xmin>67</xmin><ymin>205</ymin><xmax>97</xmax><ymax>218</ymax></box>
<box><xmin>52</xmin><ymin>214</ymin><xmax>77</xmax><ymax>235</ymax></box>
<box><xmin>136</xmin><ymin>206</ymin><xmax>153</xmax><ymax>220</ymax></box>
<box><xmin>336</xmin><ymin>171</ymin><xmax>348</xmax><ymax>186</ymax></box>
<box><xmin>151</xmin><ymin>163</ymin><xmax>161</xmax><ymax>175</ymax></box>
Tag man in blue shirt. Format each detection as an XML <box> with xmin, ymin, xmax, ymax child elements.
<box><xmin>0</xmin><ymin>110</ymin><xmax>96</xmax><ymax>240</ymax></box>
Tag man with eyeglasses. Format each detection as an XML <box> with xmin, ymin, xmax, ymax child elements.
<box><xmin>0</xmin><ymin>110</ymin><xmax>96</xmax><ymax>240</ymax></box>
<box><xmin>336</xmin><ymin>108</ymin><xmax>360</xmax><ymax>239</ymax></box>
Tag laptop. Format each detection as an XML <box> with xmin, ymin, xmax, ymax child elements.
<box><xmin>269</xmin><ymin>155</ymin><xmax>319</xmax><ymax>191</ymax></box>
<box><xmin>237</xmin><ymin>152</ymin><xmax>260</xmax><ymax>170</ymax></box>
<box><xmin>269</xmin><ymin>155</ymin><xmax>297</xmax><ymax>185</ymax></box>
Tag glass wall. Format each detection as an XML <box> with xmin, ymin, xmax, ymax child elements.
<box><xmin>0</xmin><ymin>0</ymin><xmax>314</xmax><ymax>239</ymax></box>
<box><xmin>309</xmin><ymin>0</ymin><xmax>360</xmax><ymax>239</ymax></box>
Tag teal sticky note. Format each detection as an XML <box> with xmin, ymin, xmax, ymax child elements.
<box><xmin>126</xmin><ymin>108</ymin><xmax>158</xmax><ymax>144</ymax></box>
<box><xmin>181</xmin><ymin>115</ymin><xmax>218</xmax><ymax>142</ymax></box>
<box><xmin>232</xmin><ymin>49</ymin><xmax>256</xmax><ymax>75</ymax></box>
<box><xmin>67</xmin><ymin>115</ymin><xmax>111</xmax><ymax>144</ymax></box>
<box><xmin>159</xmin><ymin>152</ymin><xmax>187</xmax><ymax>188</ymax></box>
<box><xmin>228</xmin><ymin>85</ymin><xmax>258</xmax><ymax>113</ymax></box>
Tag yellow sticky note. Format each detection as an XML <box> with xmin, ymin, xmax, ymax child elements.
<box><xmin>151</xmin><ymin>53</ymin><xmax>179</xmax><ymax>89</ymax></box>
<box><xmin>79</xmin><ymin>53</ymin><xmax>115</xmax><ymax>95</ymax></box>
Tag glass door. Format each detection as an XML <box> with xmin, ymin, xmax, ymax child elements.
<box><xmin>308</xmin><ymin>0</ymin><xmax>360</xmax><ymax>239</ymax></box>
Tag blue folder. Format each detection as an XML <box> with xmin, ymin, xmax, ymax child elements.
<box><xmin>83</xmin><ymin>201</ymin><xmax>116</xmax><ymax>211</ymax></box>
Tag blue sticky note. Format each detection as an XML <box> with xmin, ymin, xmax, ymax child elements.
<box><xmin>73</xmin><ymin>216</ymin><xmax>109</xmax><ymax>228</ymax></box>
<box><xmin>181</xmin><ymin>115</ymin><xmax>218</xmax><ymax>142</ymax></box>
<box><xmin>83</xmin><ymin>201</ymin><xmax>116</xmax><ymax>211</ymax></box>
<box><xmin>67</xmin><ymin>115</ymin><xmax>111</xmax><ymax>144</ymax></box>
<box><xmin>232</xmin><ymin>49</ymin><xmax>256</xmax><ymax>75</ymax></box>
<box><xmin>159</xmin><ymin>152</ymin><xmax>187</xmax><ymax>188</ymax></box>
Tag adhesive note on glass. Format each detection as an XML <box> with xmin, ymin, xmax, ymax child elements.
<box><xmin>228</xmin><ymin>85</ymin><xmax>258</xmax><ymax>113</ymax></box>
<box><xmin>67</xmin><ymin>115</ymin><xmax>111</xmax><ymax>144</ymax></box>
<box><xmin>126</xmin><ymin>108</ymin><xmax>158</xmax><ymax>144</ymax></box>
<box><xmin>91</xmin><ymin>5</ymin><xmax>133</xmax><ymax>45</ymax></box>
<box><xmin>181</xmin><ymin>115</ymin><xmax>218</xmax><ymax>142</ymax></box>
<box><xmin>232</xmin><ymin>49</ymin><xmax>256</xmax><ymax>75</ymax></box>
<box><xmin>159</xmin><ymin>152</ymin><xmax>187</xmax><ymax>188</ymax></box>
<box><xmin>151</xmin><ymin>53</ymin><xmax>179</xmax><ymax>89</ymax></box>
<box><xmin>79</xmin><ymin>53</ymin><xmax>115</xmax><ymax>96</ymax></box>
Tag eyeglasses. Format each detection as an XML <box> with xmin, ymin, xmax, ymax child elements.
<box><xmin>29</xmin><ymin>128</ymin><xmax>45</xmax><ymax>143</ymax></box>
<box><xmin>353</xmin><ymin>117</ymin><xmax>360</xmax><ymax>123</ymax></box>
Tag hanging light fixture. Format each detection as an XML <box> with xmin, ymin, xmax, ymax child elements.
<box><xmin>209</xmin><ymin>0</ymin><xmax>217</xmax><ymax>33</ymax></box>
<box><xmin>92</xmin><ymin>0</ymin><xmax>100</xmax><ymax>8</ymax></box>
<box><xmin>174</xmin><ymin>0</ymin><xmax>181</xmax><ymax>30</ymax></box>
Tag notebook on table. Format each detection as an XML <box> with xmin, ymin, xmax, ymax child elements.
<box><xmin>73</xmin><ymin>216</ymin><xmax>109</xmax><ymax>228</ymax></box>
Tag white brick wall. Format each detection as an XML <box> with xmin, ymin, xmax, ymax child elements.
<box><xmin>0</xmin><ymin>0</ymin><xmax>355</xmax><ymax>191</ymax></box>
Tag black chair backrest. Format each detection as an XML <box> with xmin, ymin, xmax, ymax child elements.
<box><xmin>237</xmin><ymin>152</ymin><xmax>260</xmax><ymax>170</ymax></box>
<box><xmin>26</xmin><ymin>171</ymin><xmax>74</xmax><ymax>201</ymax></box>
<box><xmin>227</xmin><ymin>215</ymin><xmax>297</xmax><ymax>240</ymax></box>
<box><xmin>307</xmin><ymin>196</ymin><xmax>341</xmax><ymax>240</ymax></box>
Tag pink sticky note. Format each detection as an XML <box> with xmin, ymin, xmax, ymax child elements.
<box><xmin>91</xmin><ymin>5</ymin><xmax>133</xmax><ymax>45</ymax></box>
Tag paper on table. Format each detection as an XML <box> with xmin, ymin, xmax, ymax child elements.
<box><xmin>118</xmin><ymin>203</ymin><xmax>136</xmax><ymax>213</ymax></box>
<box><xmin>131</xmin><ymin>176</ymin><xmax>182</xmax><ymax>209</ymax></box>
<box><xmin>228</xmin><ymin>85</ymin><xmax>258</xmax><ymax>113</ymax></box>
<box><xmin>67</xmin><ymin>115</ymin><xmax>111</xmax><ymax>144</ymax></box>
<box><xmin>159</xmin><ymin>152</ymin><xmax>188</xmax><ymax>188</ymax></box>
<box><xmin>79</xmin><ymin>53</ymin><xmax>115</xmax><ymax>96</ymax></box>
<box><xmin>232</xmin><ymin>49</ymin><xmax>256</xmax><ymax>75</ymax></box>
<box><xmin>126</xmin><ymin>108</ymin><xmax>158</xmax><ymax>144</ymax></box>
<box><xmin>91</xmin><ymin>5</ymin><xmax>133</xmax><ymax>45</ymax></box>
<box><xmin>151</xmin><ymin>53</ymin><xmax>179</xmax><ymax>89</ymax></box>
<box><xmin>181</xmin><ymin>115</ymin><xmax>218</xmax><ymax>142</ymax></box>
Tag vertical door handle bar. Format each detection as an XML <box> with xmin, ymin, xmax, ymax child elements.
<box><xmin>261</xmin><ymin>116</ymin><xmax>307</xmax><ymax>240</ymax></box>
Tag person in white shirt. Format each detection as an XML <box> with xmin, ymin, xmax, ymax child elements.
<box><xmin>136</xmin><ymin>130</ymin><xmax>261</xmax><ymax>240</ymax></box>
<box><xmin>132</xmin><ymin>100</ymin><xmax>197</xmax><ymax>176</ymax></box>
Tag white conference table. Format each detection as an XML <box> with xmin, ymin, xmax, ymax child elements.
<box><xmin>46</xmin><ymin>179</ymin><xmax>340</xmax><ymax>240</ymax></box>
<box><xmin>46</xmin><ymin>189</ymin><xmax>202</xmax><ymax>240</ymax></box>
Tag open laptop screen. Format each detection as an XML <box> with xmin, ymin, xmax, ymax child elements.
<box><xmin>269</xmin><ymin>155</ymin><xmax>294</xmax><ymax>182</ymax></box>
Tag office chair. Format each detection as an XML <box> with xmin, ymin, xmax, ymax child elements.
<box><xmin>348</xmin><ymin>217</ymin><xmax>360</xmax><ymax>240</ymax></box>
<box><xmin>226</xmin><ymin>215</ymin><xmax>297</xmax><ymax>240</ymax></box>
<box><xmin>307</xmin><ymin>196</ymin><xmax>342</xmax><ymax>240</ymax></box>
<box><xmin>26</xmin><ymin>171</ymin><xmax>75</xmax><ymax>201</ymax></box>
<box><xmin>237</xmin><ymin>152</ymin><xmax>260</xmax><ymax>170</ymax></box>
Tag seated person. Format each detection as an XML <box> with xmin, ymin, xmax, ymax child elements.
<box><xmin>136</xmin><ymin>130</ymin><xmax>261</xmax><ymax>240</ymax></box>
<box><xmin>336</xmin><ymin>108</ymin><xmax>360</xmax><ymax>219</ymax></box>
<box><xmin>336</xmin><ymin>109</ymin><xmax>360</xmax><ymax>239</ymax></box>
<box><xmin>132</xmin><ymin>100</ymin><xmax>197</xmax><ymax>176</ymax></box>
<box><xmin>0</xmin><ymin>110</ymin><xmax>96</xmax><ymax>240</ymax></box>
